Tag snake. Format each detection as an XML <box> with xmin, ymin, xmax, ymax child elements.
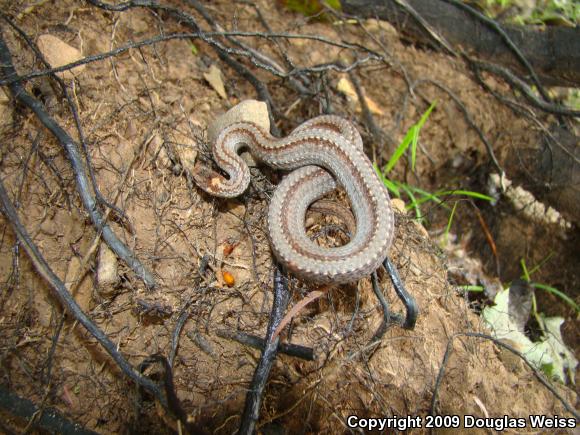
<box><xmin>192</xmin><ymin>115</ymin><xmax>394</xmax><ymax>284</ymax></box>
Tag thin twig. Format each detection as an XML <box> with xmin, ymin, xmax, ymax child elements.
<box><xmin>169</xmin><ymin>295</ymin><xmax>195</xmax><ymax>367</ymax></box>
<box><xmin>348</xmin><ymin>71</ymin><xmax>397</xmax><ymax>154</ymax></box>
<box><xmin>138</xmin><ymin>355</ymin><xmax>209</xmax><ymax>434</ymax></box>
<box><xmin>0</xmin><ymin>178</ymin><xmax>167</xmax><ymax>407</ymax></box>
<box><xmin>1</xmin><ymin>13</ymin><xmax>132</xmax><ymax>227</ymax></box>
<box><xmin>0</xmin><ymin>32</ymin><xmax>156</xmax><ymax>288</ymax></box>
<box><xmin>272</xmin><ymin>290</ymin><xmax>325</xmax><ymax>341</ymax></box>
<box><xmin>411</xmin><ymin>78</ymin><xmax>504</xmax><ymax>175</ymax></box>
<box><xmin>439</xmin><ymin>0</ymin><xmax>551</xmax><ymax>103</ymax></box>
<box><xmin>471</xmin><ymin>60</ymin><xmax>580</xmax><ymax>117</ymax></box>
<box><xmin>393</xmin><ymin>0</ymin><xmax>457</xmax><ymax>56</ymax></box>
<box><xmin>87</xmin><ymin>0</ymin><xmax>283</xmax><ymax>136</ymax></box>
<box><xmin>430</xmin><ymin>332</ymin><xmax>579</xmax><ymax>420</ymax></box>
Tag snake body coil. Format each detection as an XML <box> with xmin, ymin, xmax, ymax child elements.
<box><xmin>193</xmin><ymin>116</ymin><xmax>394</xmax><ymax>284</ymax></box>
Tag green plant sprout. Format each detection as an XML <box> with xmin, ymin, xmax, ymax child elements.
<box><xmin>443</xmin><ymin>201</ymin><xmax>459</xmax><ymax>246</ymax></box>
<box><xmin>459</xmin><ymin>285</ymin><xmax>484</xmax><ymax>292</ymax></box>
<box><xmin>382</xmin><ymin>101</ymin><xmax>437</xmax><ymax>174</ymax></box>
<box><xmin>520</xmin><ymin>258</ymin><xmax>579</xmax><ymax>314</ymax></box>
<box><xmin>374</xmin><ymin>101</ymin><xmax>492</xmax><ymax>230</ymax></box>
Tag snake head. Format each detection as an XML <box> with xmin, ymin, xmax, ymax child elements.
<box><xmin>192</xmin><ymin>164</ymin><xmax>225</xmax><ymax>195</ymax></box>
<box><xmin>192</xmin><ymin>161</ymin><xmax>250</xmax><ymax>198</ymax></box>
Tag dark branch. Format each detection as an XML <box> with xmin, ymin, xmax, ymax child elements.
<box><xmin>0</xmin><ymin>29</ymin><xmax>156</xmax><ymax>288</ymax></box>
<box><xmin>0</xmin><ymin>174</ymin><xmax>166</xmax><ymax>408</ymax></box>
<box><xmin>238</xmin><ymin>267</ymin><xmax>291</xmax><ymax>435</ymax></box>
<box><xmin>341</xmin><ymin>0</ymin><xmax>580</xmax><ymax>87</ymax></box>
<box><xmin>216</xmin><ymin>328</ymin><xmax>315</xmax><ymax>361</ymax></box>
<box><xmin>0</xmin><ymin>385</ymin><xmax>98</xmax><ymax>435</ymax></box>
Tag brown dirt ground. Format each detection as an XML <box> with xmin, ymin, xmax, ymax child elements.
<box><xmin>0</xmin><ymin>0</ymin><xmax>577</xmax><ymax>433</ymax></box>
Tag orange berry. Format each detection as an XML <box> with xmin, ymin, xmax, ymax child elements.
<box><xmin>222</xmin><ymin>271</ymin><xmax>235</xmax><ymax>287</ymax></box>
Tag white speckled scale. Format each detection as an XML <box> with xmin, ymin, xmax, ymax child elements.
<box><xmin>192</xmin><ymin>115</ymin><xmax>394</xmax><ymax>284</ymax></box>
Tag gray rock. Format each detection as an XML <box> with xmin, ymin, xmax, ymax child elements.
<box><xmin>207</xmin><ymin>100</ymin><xmax>270</xmax><ymax>144</ymax></box>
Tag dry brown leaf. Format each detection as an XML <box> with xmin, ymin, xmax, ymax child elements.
<box><xmin>37</xmin><ymin>34</ymin><xmax>85</xmax><ymax>79</ymax></box>
<box><xmin>336</xmin><ymin>77</ymin><xmax>384</xmax><ymax>115</ymax></box>
<box><xmin>223</xmin><ymin>242</ymin><xmax>239</xmax><ymax>258</ymax></box>
<box><xmin>272</xmin><ymin>290</ymin><xmax>326</xmax><ymax>341</ymax></box>
<box><xmin>203</xmin><ymin>64</ymin><xmax>227</xmax><ymax>99</ymax></box>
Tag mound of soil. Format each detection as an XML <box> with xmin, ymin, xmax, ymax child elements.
<box><xmin>0</xmin><ymin>1</ymin><xmax>576</xmax><ymax>433</ymax></box>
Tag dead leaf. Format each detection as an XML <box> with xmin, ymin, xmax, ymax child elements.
<box><xmin>62</xmin><ymin>385</ymin><xmax>75</xmax><ymax>408</ymax></box>
<box><xmin>37</xmin><ymin>34</ymin><xmax>85</xmax><ymax>79</ymax></box>
<box><xmin>272</xmin><ymin>290</ymin><xmax>326</xmax><ymax>340</ymax></box>
<box><xmin>223</xmin><ymin>242</ymin><xmax>239</xmax><ymax>258</ymax></box>
<box><xmin>204</xmin><ymin>64</ymin><xmax>227</xmax><ymax>99</ymax></box>
<box><xmin>336</xmin><ymin>76</ymin><xmax>384</xmax><ymax>115</ymax></box>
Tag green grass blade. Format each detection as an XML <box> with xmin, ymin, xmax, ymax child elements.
<box><xmin>383</xmin><ymin>127</ymin><xmax>414</xmax><ymax>174</ymax></box>
<box><xmin>373</xmin><ymin>162</ymin><xmax>400</xmax><ymax>197</ymax></box>
<box><xmin>532</xmin><ymin>283</ymin><xmax>580</xmax><ymax>313</ymax></box>
<box><xmin>520</xmin><ymin>258</ymin><xmax>531</xmax><ymax>282</ymax></box>
<box><xmin>527</xmin><ymin>252</ymin><xmax>555</xmax><ymax>277</ymax></box>
<box><xmin>383</xmin><ymin>178</ymin><xmax>400</xmax><ymax>196</ymax></box>
<box><xmin>411</xmin><ymin>101</ymin><xmax>436</xmax><ymax>171</ymax></box>
<box><xmin>417</xmin><ymin>100</ymin><xmax>437</xmax><ymax>130</ymax></box>
<box><xmin>459</xmin><ymin>285</ymin><xmax>484</xmax><ymax>292</ymax></box>
<box><xmin>383</xmin><ymin>101</ymin><xmax>436</xmax><ymax>173</ymax></box>
<box><xmin>443</xmin><ymin>201</ymin><xmax>459</xmax><ymax>246</ymax></box>
<box><xmin>435</xmin><ymin>190</ymin><xmax>494</xmax><ymax>201</ymax></box>
<box><xmin>412</xmin><ymin>188</ymin><xmax>446</xmax><ymax>207</ymax></box>
<box><xmin>399</xmin><ymin>182</ymin><xmax>422</xmax><ymax>220</ymax></box>
<box><xmin>410</xmin><ymin>126</ymin><xmax>419</xmax><ymax>171</ymax></box>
